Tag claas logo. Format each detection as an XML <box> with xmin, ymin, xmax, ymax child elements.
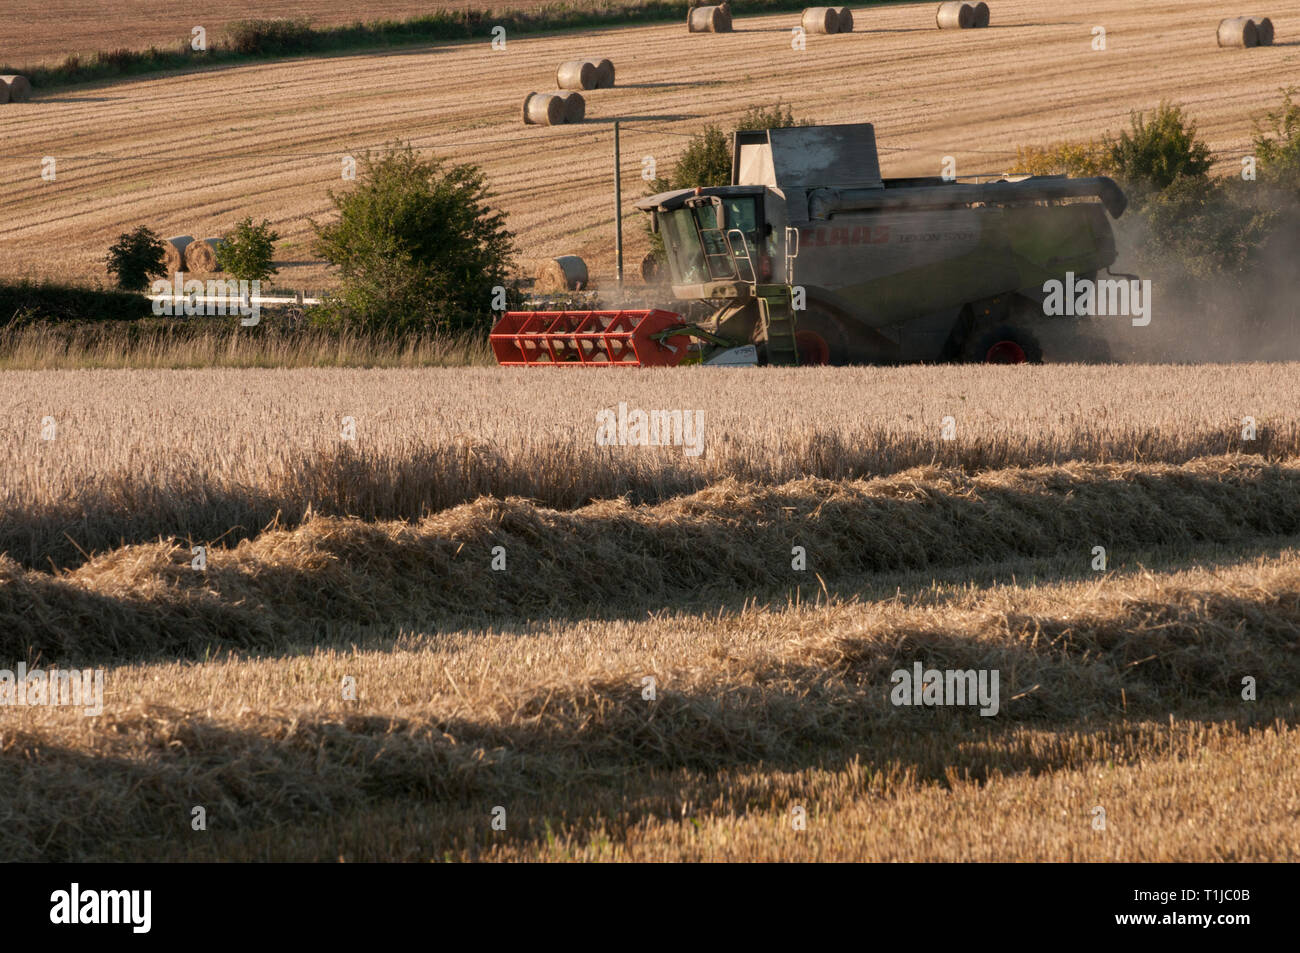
<box><xmin>800</xmin><ymin>225</ymin><xmax>891</xmax><ymax>247</ymax></box>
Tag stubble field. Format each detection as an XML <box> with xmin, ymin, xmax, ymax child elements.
<box><xmin>1</xmin><ymin>0</ymin><xmax>1296</xmax><ymax>287</ymax></box>
<box><xmin>2</xmin><ymin>364</ymin><xmax>1298</xmax><ymax>861</ymax></box>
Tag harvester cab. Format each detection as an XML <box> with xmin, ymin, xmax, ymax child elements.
<box><xmin>656</xmin><ymin>189</ymin><xmax>804</xmax><ymax>366</ymax></box>
<box><xmin>491</xmin><ymin>122</ymin><xmax>1130</xmax><ymax>367</ymax></box>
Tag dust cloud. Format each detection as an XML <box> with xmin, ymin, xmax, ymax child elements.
<box><xmin>1041</xmin><ymin>210</ymin><xmax>1300</xmax><ymax>364</ymax></box>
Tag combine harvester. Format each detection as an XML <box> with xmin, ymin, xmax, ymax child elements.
<box><xmin>490</xmin><ymin>123</ymin><xmax>1129</xmax><ymax>366</ymax></box>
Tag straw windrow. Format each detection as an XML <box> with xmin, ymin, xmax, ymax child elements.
<box><xmin>7</xmin><ymin>457</ymin><xmax>1300</xmax><ymax>660</ymax></box>
<box><xmin>4</xmin><ymin>549</ymin><xmax>1299</xmax><ymax>860</ymax></box>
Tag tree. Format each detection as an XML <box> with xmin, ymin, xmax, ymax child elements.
<box><xmin>1105</xmin><ymin>101</ymin><xmax>1212</xmax><ymax>196</ymax></box>
<box><xmin>1139</xmin><ymin>175</ymin><xmax>1277</xmax><ymax>281</ymax></box>
<box><xmin>1253</xmin><ymin>86</ymin><xmax>1300</xmax><ymax>193</ymax></box>
<box><xmin>650</xmin><ymin>102</ymin><xmax>810</xmax><ymax>193</ymax></box>
<box><xmin>217</xmin><ymin>217</ymin><xmax>280</xmax><ymax>282</ymax></box>
<box><xmin>106</xmin><ymin>226</ymin><xmax>167</xmax><ymax>291</ymax></box>
<box><xmin>663</xmin><ymin>125</ymin><xmax>732</xmax><ymax>190</ymax></box>
<box><xmin>311</xmin><ymin>145</ymin><xmax>516</xmax><ymax>333</ymax></box>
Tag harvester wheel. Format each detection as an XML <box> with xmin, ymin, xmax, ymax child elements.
<box><xmin>795</xmin><ymin>329</ymin><xmax>831</xmax><ymax>366</ymax></box>
<box><xmin>790</xmin><ymin>305</ymin><xmax>890</xmax><ymax>365</ymax></box>
<box><xmin>967</xmin><ymin>325</ymin><xmax>1043</xmax><ymax>364</ymax></box>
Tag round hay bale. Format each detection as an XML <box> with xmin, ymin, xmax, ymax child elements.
<box><xmin>1218</xmin><ymin>16</ymin><xmax>1258</xmax><ymax>47</ymax></box>
<box><xmin>593</xmin><ymin>58</ymin><xmax>615</xmax><ymax>88</ymax></box>
<box><xmin>688</xmin><ymin>5</ymin><xmax>732</xmax><ymax>32</ymax></box>
<box><xmin>936</xmin><ymin>1</ymin><xmax>975</xmax><ymax>29</ymax></box>
<box><xmin>640</xmin><ymin>252</ymin><xmax>663</xmax><ymax>284</ymax></box>
<box><xmin>837</xmin><ymin>7</ymin><xmax>855</xmax><ymax>32</ymax></box>
<box><xmin>561</xmin><ymin>90</ymin><xmax>586</xmax><ymax>124</ymax></box>
<box><xmin>536</xmin><ymin>255</ymin><xmax>588</xmax><ymax>292</ymax></box>
<box><xmin>184</xmin><ymin>238</ymin><xmax>223</xmax><ymax>273</ymax></box>
<box><xmin>163</xmin><ymin>236</ymin><xmax>194</xmax><ymax>274</ymax></box>
<box><xmin>523</xmin><ymin>91</ymin><xmax>565</xmax><ymax>126</ymax></box>
<box><xmin>557</xmin><ymin>59</ymin><xmax>599</xmax><ymax>90</ymax></box>
<box><xmin>972</xmin><ymin>1</ymin><xmax>989</xmax><ymax>27</ymax></box>
<box><xmin>802</xmin><ymin>8</ymin><xmax>840</xmax><ymax>34</ymax></box>
<box><xmin>0</xmin><ymin>75</ymin><xmax>33</xmax><ymax>103</ymax></box>
<box><xmin>0</xmin><ymin>84</ymin><xmax>9</xmax><ymax>106</ymax></box>
<box><xmin>1254</xmin><ymin>16</ymin><xmax>1274</xmax><ymax>45</ymax></box>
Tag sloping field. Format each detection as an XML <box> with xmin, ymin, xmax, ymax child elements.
<box><xmin>1</xmin><ymin>0</ymin><xmax>1295</xmax><ymax>286</ymax></box>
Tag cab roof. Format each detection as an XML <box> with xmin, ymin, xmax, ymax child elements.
<box><xmin>633</xmin><ymin>185</ymin><xmax>763</xmax><ymax>214</ymax></box>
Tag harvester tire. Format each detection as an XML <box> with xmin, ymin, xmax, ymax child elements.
<box><xmin>795</xmin><ymin>329</ymin><xmax>831</xmax><ymax>365</ymax></box>
<box><xmin>791</xmin><ymin>304</ymin><xmax>891</xmax><ymax>365</ymax></box>
<box><xmin>966</xmin><ymin>324</ymin><xmax>1042</xmax><ymax>364</ymax></box>
<box><xmin>640</xmin><ymin>251</ymin><xmax>663</xmax><ymax>284</ymax></box>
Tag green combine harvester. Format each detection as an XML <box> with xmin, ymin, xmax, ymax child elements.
<box><xmin>490</xmin><ymin>122</ymin><xmax>1129</xmax><ymax>367</ymax></box>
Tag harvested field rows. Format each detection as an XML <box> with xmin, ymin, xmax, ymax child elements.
<box><xmin>10</xmin><ymin>455</ymin><xmax>1300</xmax><ymax>660</ymax></box>
<box><xmin>5</xmin><ymin>362</ymin><xmax>1300</xmax><ymax>861</ymax></box>
<box><xmin>3</xmin><ymin>364</ymin><xmax>1298</xmax><ymax>568</ymax></box>
<box><xmin>4</xmin><ymin>543</ymin><xmax>1297</xmax><ymax>860</ymax></box>
<box><xmin>1</xmin><ymin>0</ymin><xmax>1296</xmax><ymax>285</ymax></box>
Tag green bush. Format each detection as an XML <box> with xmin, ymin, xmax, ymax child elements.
<box><xmin>1105</xmin><ymin>101</ymin><xmax>1212</xmax><ymax>195</ymax></box>
<box><xmin>1007</xmin><ymin>93</ymin><xmax>1300</xmax><ymax>295</ymax></box>
<box><xmin>311</xmin><ymin>145</ymin><xmax>516</xmax><ymax>334</ymax></box>
<box><xmin>0</xmin><ymin>280</ymin><xmax>153</xmax><ymax>326</ymax></box>
<box><xmin>736</xmin><ymin>103</ymin><xmax>806</xmax><ymax>134</ymax></box>
<box><xmin>1010</xmin><ymin>141</ymin><xmax>1112</xmax><ymax>177</ymax></box>
<box><xmin>217</xmin><ymin>218</ymin><xmax>280</xmax><ymax>282</ymax></box>
<box><xmin>1012</xmin><ymin>102</ymin><xmax>1212</xmax><ymax>187</ymax></box>
<box><xmin>1118</xmin><ymin>95</ymin><xmax>1300</xmax><ymax>283</ymax></box>
<box><xmin>106</xmin><ymin>226</ymin><xmax>167</xmax><ymax>292</ymax></box>
<box><xmin>1138</xmin><ymin>175</ymin><xmax>1278</xmax><ymax>281</ymax></box>
<box><xmin>1254</xmin><ymin>87</ymin><xmax>1300</xmax><ymax>193</ymax></box>
<box><xmin>662</xmin><ymin>126</ymin><xmax>732</xmax><ymax>191</ymax></box>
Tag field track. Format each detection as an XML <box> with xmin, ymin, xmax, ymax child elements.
<box><xmin>1</xmin><ymin>0</ymin><xmax>1297</xmax><ymax>286</ymax></box>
